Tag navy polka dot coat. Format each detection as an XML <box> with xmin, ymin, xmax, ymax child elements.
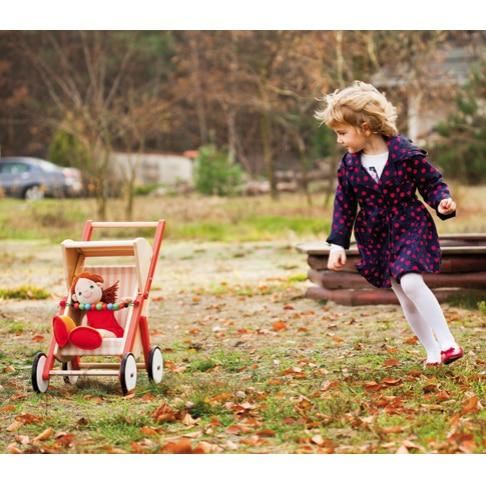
<box><xmin>326</xmin><ymin>135</ymin><xmax>456</xmax><ymax>288</ymax></box>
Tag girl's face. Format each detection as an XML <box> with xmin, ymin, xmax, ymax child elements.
<box><xmin>333</xmin><ymin>124</ymin><xmax>367</xmax><ymax>153</ymax></box>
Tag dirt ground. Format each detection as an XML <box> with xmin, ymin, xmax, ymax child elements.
<box><xmin>0</xmin><ymin>238</ymin><xmax>484</xmax><ymax>453</ymax></box>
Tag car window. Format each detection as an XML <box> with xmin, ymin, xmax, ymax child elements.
<box><xmin>0</xmin><ymin>162</ymin><xmax>31</xmax><ymax>174</ymax></box>
<box><xmin>37</xmin><ymin>160</ymin><xmax>59</xmax><ymax>172</ymax></box>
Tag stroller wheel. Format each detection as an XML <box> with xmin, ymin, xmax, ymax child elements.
<box><xmin>31</xmin><ymin>352</ymin><xmax>49</xmax><ymax>393</ymax></box>
<box><xmin>62</xmin><ymin>361</ymin><xmax>79</xmax><ymax>385</ymax></box>
<box><xmin>120</xmin><ymin>353</ymin><xmax>137</xmax><ymax>395</ymax></box>
<box><xmin>148</xmin><ymin>346</ymin><xmax>164</xmax><ymax>384</ymax></box>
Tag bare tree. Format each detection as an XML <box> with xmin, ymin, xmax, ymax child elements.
<box><xmin>17</xmin><ymin>31</ymin><xmax>137</xmax><ymax>219</ymax></box>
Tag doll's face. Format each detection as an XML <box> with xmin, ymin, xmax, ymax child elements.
<box><xmin>74</xmin><ymin>278</ymin><xmax>103</xmax><ymax>304</ymax></box>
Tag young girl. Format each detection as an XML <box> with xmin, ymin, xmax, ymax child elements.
<box><xmin>315</xmin><ymin>81</ymin><xmax>463</xmax><ymax>367</ymax></box>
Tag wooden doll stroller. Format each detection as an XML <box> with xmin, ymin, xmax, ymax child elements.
<box><xmin>31</xmin><ymin>220</ymin><xmax>166</xmax><ymax>395</ymax></box>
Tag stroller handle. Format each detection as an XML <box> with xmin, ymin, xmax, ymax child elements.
<box><xmin>90</xmin><ymin>221</ymin><xmax>160</xmax><ymax>228</ymax></box>
<box><xmin>82</xmin><ymin>220</ymin><xmax>166</xmax><ymax>247</ymax></box>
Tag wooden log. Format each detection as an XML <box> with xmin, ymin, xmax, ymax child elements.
<box><xmin>439</xmin><ymin>257</ymin><xmax>486</xmax><ymax>273</ymax></box>
<box><xmin>306</xmin><ymin>286</ymin><xmax>399</xmax><ymax>305</ymax></box>
<box><xmin>306</xmin><ymin>285</ymin><xmax>485</xmax><ymax>306</ymax></box>
<box><xmin>308</xmin><ymin>254</ymin><xmax>486</xmax><ymax>274</ymax></box>
<box><xmin>308</xmin><ymin>254</ymin><xmax>360</xmax><ymax>272</ymax></box>
<box><xmin>439</xmin><ymin>234</ymin><xmax>486</xmax><ymax>246</ymax></box>
<box><xmin>296</xmin><ymin>236</ymin><xmax>486</xmax><ymax>256</ymax></box>
<box><xmin>308</xmin><ymin>268</ymin><xmax>486</xmax><ymax>290</ymax></box>
<box><xmin>308</xmin><ymin>268</ymin><xmax>372</xmax><ymax>289</ymax></box>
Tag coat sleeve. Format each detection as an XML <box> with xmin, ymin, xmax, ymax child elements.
<box><xmin>413</xmin><ymin>155</ymin><xmax>456</xmax><ymax>221</ymax></box>
<box><xmin>326</xmin><ymin>159</ymin><xmax>358</xmax><ymax>249</ymax></box>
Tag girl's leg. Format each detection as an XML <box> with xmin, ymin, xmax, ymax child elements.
<box><xmin>399</xmin><ymin>273</ymin><xmax>459</xmax><ymax>352</ymax></box>
<box><xmin>390</xmin><ymin>278</ymin><xmax>441</xmax><ymax>363</ymax></box>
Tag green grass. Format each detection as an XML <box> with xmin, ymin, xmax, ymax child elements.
<box><xmin>1</xmin><ymin>183</ymin><xmax>485</xmax><ymax>242</ymax></box>
<box><xmin>0</xmin><ymin>285</ymin><xmax>50</xmax><ymax>300</ymax></box>
<box><xmin>0</xmin><ymin>189</ymin><xmax>485</xmax><ymax>454</ymax></box>
<box><xmin>0</xmin><ymin>194</ymin><xmax>330</xmax><ymax>242</ymax></box>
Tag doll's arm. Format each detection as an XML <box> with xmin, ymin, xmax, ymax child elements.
<box><xmin>326</xmin><ymin>159</ymin><xmax>358</xmax><ymax>249</ymax></box>
<box><xmin>413</xmin><ymin>156</ymin><xmax>456</xmax><ymax>221</ymax></box>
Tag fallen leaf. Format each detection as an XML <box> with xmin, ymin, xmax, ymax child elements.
<box><xmin>140</xmin><ymin>426</ymin><xmax>159</xmax><ymax>437</ymax></box>
<box><xmin>33</xmin><ymin>428</ymin><xmax>54</xmax><ymax>442</ymax></box>
<box><xmin>15</xmin><ymin>435</ymin><xmax>30</xmax><ymax>445</ymax></box>
<box><xmin>153</xmin><ymin>403</ymin><xmax>178</xmax><ymax>423</ymax></box>
<box><xmin>193</xmin><ymin>441</ymin><xmax>223</xmax><ymax>453</ymax></box>
<box><xmin>7</xmin><ymin>443</ymin><xmax>22</xmax><ymax>454</ymax></box>
<box><xmin>0</xmin><ymin>405</ymin><xmax>16</xmax><ymax>413</ymax></box>
<box><xmin>16</xmin><ymin>413</ymin><xmax>43</xmax><ymax>425</ymax></box>
<box><xmin>54</xmin><ymin>433</ymin><xmax>75</xmax><ymax>448</ymax></box>
<box><xmin>404</xmin><ymin>336</ymin><xmax>418</xmax><ymax>345</ymax></box>
<box><xmin>383</xmin><ymin>359</ymin><xmax>400</xmax><ymax>368</ymax></box>
<box><xmin>331</xmin><ymin>335</ymin><xmax>344</xmax><ymax>344</ymax></box>
<box><xmin>256</xmin><ymin>429</ymin><xmax>276</xmax><ymax>437</ymax></box>
<box><xmin>320</xmin><ymin>380</ymin><xmax>339</xmax><ymax>392</ymax></box>
<box><xmin>434</xmin><ymin>391</ymin><xmax>451</xmax><ymax>402</ymax></box>
<box><xmin>161</xmin><ymin>438</ymin><xmax>193</xmax><ymax>454</ymax></box>
<box><xmin>363</xmin><ymin>381</ymin><xmax>383</xmax><ymax>391</ymax></box>
<box><xmin>182</xmin><ymin>413</ymin><xmax>198</xmax><ymax>426</ymax></box>
<box><xmin>381</xmin><ymin>377</ymin><xmax>402</xmax><ymax>386</ymax></box>
<box><xmin>402</xmin><ymin>439</ymin><xmax>424</xmax><ymax>451</ymax></box>
<box><xmin>272</xmin><ymin>320</ymin><xmax>288</xmax><ymax>332</ymax></box>
<box><xmin>182</xmin><ymin>431</ymin><xmax>203</xmax><ymax>439</ymax></box>
<box><xmin>7</xmin><ymin>421</ymin><xmax>22</xmax><ymax>432</ymax></box>
<box><xmin>226</xmin><ymin>424</ymin><xmax>250</xmax><ymax>435</ymax></box>
<box><xmin>32</xmin><ymin>335</ymin><xmax>45</xmax><ymax>342</ymax></box>
<box><xmin>311</xmin><ymin>434</ymin><xmax>324</xmax><ymax>446</ymax></box>
<box><xmin>381</xmin><ymin>425</ymin><xmax>404</xmax><ymax>434</ymax></box>
<box><xmin>422</xmin><ymin>383</ymin><xmax>438</xmax><ymax>393</ymax></box>
<box><xmin>461</xmin><ymin>395</ymin><xmax>481</xmax><ymax>415</ymax></box>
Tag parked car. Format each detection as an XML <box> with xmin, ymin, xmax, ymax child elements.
<box><xmin>0</xmin><ymin>157</ymin><xmax>83</xmax><ymax>200</ymax></box>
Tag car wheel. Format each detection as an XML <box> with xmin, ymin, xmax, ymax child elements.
<box><xmin>24</xmin><ymin>185</ymin><xmax>45</xmax><ymax>200</ymax></box>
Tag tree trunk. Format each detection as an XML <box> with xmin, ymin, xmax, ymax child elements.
<box><xmin>335</xmin><ymin>31</ymin><xmax>345</xmax><ymax>88</ymax></box>
<box><xmin>259</xmin><ymin>81</ymin><xmax>276</xmax><ymax>199</ymax></box>
<box><xmin>261</xmin><ymin>110</ymin><xmax>276</xmax><ymax>199</ymax></box>
<box><xmin>190</xmin><ymin>36</ymin><xmax>208</xmax><ymax>145</ymax></box>
<box><xmin>125</xmin><ymin>165</ymin><xmax>137</xmax><ymax>221</ymax></box>
<box><xmin>323</xmin><ymin>156</ymin><xmax>338</xmax><ymax>208</ymax></box>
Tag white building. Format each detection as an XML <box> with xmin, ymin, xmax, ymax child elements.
<box><xmin>111</xmin><ymin>152</ymin><xmax>194</xmax><ymax>186</ymax></box>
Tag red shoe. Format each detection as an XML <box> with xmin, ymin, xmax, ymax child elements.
<box><xmin>441</xmin><ymin>347</ymin><xmax>464</xmax><ymax>365</ymax></box>
<box><xmin>69</xmin><ymin>326</ymin><xmax>103</xmax><ymax>350</ymax></box>
<box><xmin>52</xmin><ymin>316</ymin><xmax>76</xmax><ymax>348</ymax></box>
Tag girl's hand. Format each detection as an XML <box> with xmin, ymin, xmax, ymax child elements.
<box><xmin>328</xmin><ymin>248</ymin><xmax>346</xmax><ymax>271</ymax></box>
<box><xmin>438</xmin><ymin>198</ymin><xmax>456</xmax><ymax>215</ymax></box>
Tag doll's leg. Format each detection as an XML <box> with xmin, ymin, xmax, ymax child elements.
<box><xmin>391</xmin><ymin>278</ymin><xmax>441</xmax><ymax>363</ymax></box>
<box><xmin>399</xmin><ymin>273</ymin><xmax>459</xmax><ymax>352</ymax></box>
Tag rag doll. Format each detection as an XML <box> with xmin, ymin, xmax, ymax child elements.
<box><xmin>53</xmin><ymin>272</ymin><xmax>126</xmax><ymax>350</ymax></box>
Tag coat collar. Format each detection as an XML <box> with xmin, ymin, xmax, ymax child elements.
<box><xmin>343</xmin><ymin>135</ymin><xmax>426</xmax><ymax>191</ymax></box>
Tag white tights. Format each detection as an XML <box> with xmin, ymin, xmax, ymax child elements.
<box><xmin>391</xmin><ymin>273</ymin><xmax>459</xmax><ymax>363</ymax></box>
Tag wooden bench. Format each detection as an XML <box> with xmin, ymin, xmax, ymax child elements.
<box><xmin>296</xmin><ymin>234</ymin><xmax>486</xmax><ymax>306</ymax></box>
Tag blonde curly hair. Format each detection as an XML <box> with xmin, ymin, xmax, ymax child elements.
<box><xmin>315</xmin><ymin>81</ymin><xmax>398</xmax><ymax>137</ymax></box>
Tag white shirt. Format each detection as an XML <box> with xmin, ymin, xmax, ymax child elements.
<box><xmin>361</xmin><ymin>151</ymin><xmax>389</xmax><ymax>183</ymax></box>
<box><xmin>330</xmin><ymin>150</ymin><xmax>389</xmax><ymax>253</ymax></box>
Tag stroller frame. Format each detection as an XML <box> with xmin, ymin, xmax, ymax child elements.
<box><xmin>31</xmin><ymin>220</ymin><xmax>166</xmax><ymax>395</ymax></box>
